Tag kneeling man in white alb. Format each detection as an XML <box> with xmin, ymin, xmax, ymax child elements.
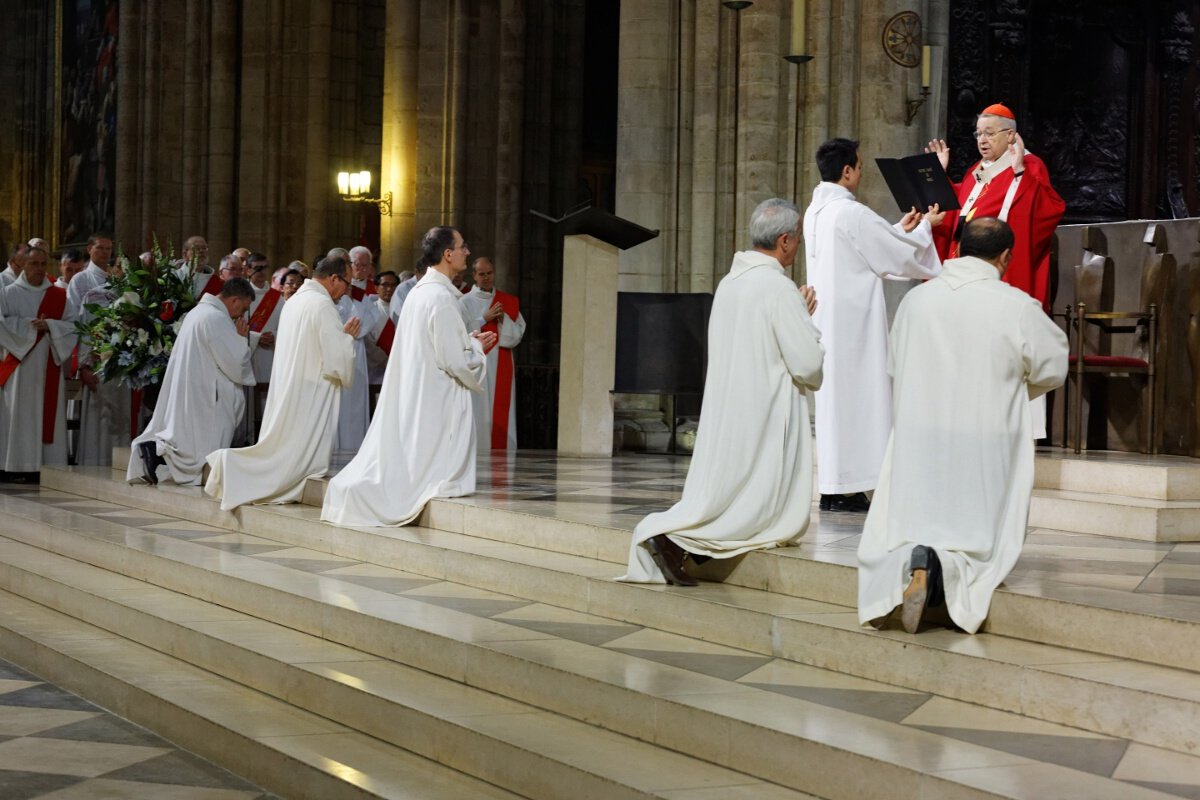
<box><xmin>857</xmin><ymin>217</ymin><xmax>1068</xmax><ymax>634</ymax></box>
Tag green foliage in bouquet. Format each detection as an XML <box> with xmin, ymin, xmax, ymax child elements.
<box><xmin>75</xmin><ymin>239</ymin><xmax>201</xmax><ymax>389</ymax></box>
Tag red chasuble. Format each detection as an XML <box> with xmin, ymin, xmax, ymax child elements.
<box><xmin>932</xmin><ymin>152</ymin><xmax>1065</xmax><ymax>311</ymax></box>
<box><xmin>0</xmin><ymin>285</ymin><xmax>69</xmax><ymax>444</ymax></box>
<box><xmin>480</xmin><ymin>290</ymin><xmax>520</xmax><ymax>450</ymax></box>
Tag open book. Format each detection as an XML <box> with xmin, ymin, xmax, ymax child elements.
<box><xmin>874</xmin><ymin>152</ymin><xmax>961</xmax><ymax>212</ymax></box>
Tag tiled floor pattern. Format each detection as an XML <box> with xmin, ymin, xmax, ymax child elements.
<box><xmin>457</xmin><ymin>450</ymin><xmax>1200</xmax><ymax>615</ymax></box>
<box><xmin>2</xmin><ymin>484</ymin><xmax>1200</xmax><ymax>798</ymax></box>
<box><xmin>0</xmin><ymin>656</ymin><xmax>276</xmax><ymax>800</ymax></box>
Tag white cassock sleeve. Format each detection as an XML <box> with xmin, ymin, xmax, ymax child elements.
<box><xmin>1020</xmin><ymin>301</ymin><xmax>1069</xmax><ymax>399</ymax></box>
<box><xmin>498</xmin><ymin>311</ymin><xmax>526</xmax><ymax>349</ymax></box>
<box><xmin>201</xmin><ymin>315</ymin><xmax>254</xmax><ymax>386</ymax></box>
<box><xmin>773</xmin><ymin>289</ymin><xmax>824</xmax><ymax>391</ymax></box>
<box><xmin>46</xmin><ymin>312</ymin><xmax>78</xmax><ymax>366</ymax></box>
<box><xmin>0</xmin><ymin>311</ymin><xmax>37</xmax><ymax>361</ymax></box>
<box><xmin>851</xmin><ymin>215</ymin><xmax>942</xmax><ymax>281</ymax></box>
<box><xmin>318</xmin><ymin>306</ymin><xmax>357</xmax><ymax>388</ymax></box>
<box><xmin>430</xmin><ymin>305</ymin><xmax>487</xmax><ymax>392</ymax></box>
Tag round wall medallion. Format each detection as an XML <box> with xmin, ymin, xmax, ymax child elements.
<box><xmin>883</xmin><ymin>11</ymin><xmax>922</xmax><ymax>67</ymax></box>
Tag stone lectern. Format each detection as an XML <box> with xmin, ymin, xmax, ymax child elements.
<box><xmin>532</xmin><ymin>205</ymin><xmax>658</xmax><ymax>457</ymax></box>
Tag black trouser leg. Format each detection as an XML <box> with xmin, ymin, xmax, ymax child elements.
<box><xmin>909</xmin><ymin>545</ymin><xmax>945</xmax><ymax>608</ymax></box>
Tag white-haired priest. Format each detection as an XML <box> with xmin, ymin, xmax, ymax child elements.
<box><xmin>619</xmin><ymin>198</ymin><xmax>825</xmax><ymax>585</ymax></box>
<box><xmin>130</xmin><ymin>278</ymin><xmax>256</xmax><ymax>486</ymax></box>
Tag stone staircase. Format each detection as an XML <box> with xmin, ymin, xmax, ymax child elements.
<box><xmin>0</xmin><ymin>455</ymin><xmax>1194</xmax><ymax>798</ymax></box>
<box><xmin>1030</xmin><ymin>449</ymin><xmax>1200</xmax><ymax>542</ymax></box>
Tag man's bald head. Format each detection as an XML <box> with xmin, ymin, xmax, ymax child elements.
<box><xmin>472</xmin><ymin>257</ymin><xmax>495</xmax><ymax>292</ymax></box>
<box><xmin>959</xmin><ymin>217</ymin><xmax>1014</xmax><ymax>272</ymax></box>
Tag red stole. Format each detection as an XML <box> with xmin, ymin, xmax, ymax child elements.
<box><xmin>480</xmin><ymin>290</ymin><xmax>519</xmax><ymax>450</ymax></box>
<box><xmin>349</xmin><ymin>282</ymin><xmax>377</xmax><ymax>302</ymax></box>
<box><xmin>200</xmin><ymin>274</ymin><xmax>225</xmax><ymax>297</ymax></box>
<box><xmin>249</xmin><ymin>287</ymin><xmax>282</xmax><ymax>332</ymax></box>
<box><xmin>376</xmin><ymin>318</ymin><xmax>396</xmax><ymax>354</ymax></box>
<box><xmin>0</xmin><ymin>285</ymin><xmax>69</xmax><ymax>444</ymax></box>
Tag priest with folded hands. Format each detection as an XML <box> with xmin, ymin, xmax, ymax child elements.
<box><xmin>0</xmin><ymin>246</ymin><xmax>77</xmax><ymax>478</ymax></box>
<box><xmin>321</xmin><ymin>226</ymin><xmax>495</xmax><ymax>527</ymax></box>
<box><xmin>129</xmin><ymin>278</ymin><xmax>256</xmax><ymax>486</ymax></box>
<box><xmin>619</xmin><ymin>198</ymin><xmax>825</xmax><ymax>585</ymax></box>
<box><xmin>205</xmin><ymin>256</ymin><xmax>359</xmax><ymax>510</ymax></box>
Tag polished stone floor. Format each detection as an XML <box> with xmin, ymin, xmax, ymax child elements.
<box><xmin>0</xmin><ymin>657</ymin><xmax>276</xmax><ymax>799</ymax></box>
<box><xmin>3</xmin><ymin>470</ymin><xmax>1200</xmax><ymax>798</ymax></box>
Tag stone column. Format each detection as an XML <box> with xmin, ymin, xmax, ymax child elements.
<box><xmin>615</xmin><ymin>0</ymin><xmax>675</xmax><ymax>295</ymax></box>
<box><xmin>380</xmin><ymin>0</ymin><xmax>420</xmax><ymax>273</ymax></box>
<box><xmin>301</xmin><ymin>2</ymin><xmax>333</xmax><ymax>263</ymax></box>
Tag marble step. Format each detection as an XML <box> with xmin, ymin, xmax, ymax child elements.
<box><xmin>13</xmin><ymin>478</ymin><xmax>1200</xmax><ymax>764</ymax></box>
<box><xmin>70</xmin><ymin>463</ymin><xmax>1200</xmax><ymax>671</ymax></box>
<box><xmin>1033</xmin><ymin>450</ymin><xmax>1200</xmax><ymax>501</ymax></box>
<box><xmin>0</xmin><ymin>503</ymin><xmax>1190</xmax><ymax>800</ymax></box>
<box><xmin>0</xmin><ymin>588</ymin><xmax>527</xmax><ymax>800</ymax></box>
<box><xmin>0</xmin><ymin>538</ymin><xmax>814</xmax><ymax>800</ymax></box>
<box><xmin>111</xmin><ymin>446</ymin><xmax>1200</xmax><ymax>543</ymax></box>
<box><xmin>1028</xmin><ymin>488</ymin><xmax>1200</xmax><ymax>542</ymax></box>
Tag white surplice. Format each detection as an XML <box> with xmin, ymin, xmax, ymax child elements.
<box><xmin>0</xmin><ymin>275</ymin><xmax>77</xmax><ymax>471</ymax></box>
<box><xmin>128</xmin><ymin>294</ymin><xmax>254</xmax><ymax>486</ymax></box>
<box><xmin>856</xmin><ymin>256</ymin><xmax>1068</xmax><ymax>633</ymax></box>
<box><xmin>205</xmin><ymin>280</ymin><xmax>356</xmax><ymax>510</ymax></box>
<box><xmin>248</xmin><ymin>283</ymin><xmax>283</xmax><ymax>384</ymax></box>
<box><xmin>619</xmin><ymin>251</ymin><xmax>825</xmax><ymax>582</ymax></box>
<box><xmin>365</xmin><ymin>296</ymin><xmax>391</xmax><ymax>385</ymax></box>
<box><xmin>803</xmin><ymin>181</ymin><xmax>942</xmax><ymax>495</ymax></box>
<box><xmin>1</xmin><ymin>264</ymin><xmax>20</xmax><ymax>288</ymax></box>
<box><xmin>70</xmin><ymin>263</ymin><xmax>129</xmax><ymax>466</ymax></box>
<box><xmin>333</xmin><ymin>289</ymin><xmax>378</xmax><ymax>452</ymax></box>
<box><xmin>460</xmin><ymin>286</ymin><xmax>527</xmax><ymax>451</ymax></box>
<box><xmin>321</xmin><ymin>268</ymin><xmax>487</xmax><ymax>527</ymax></box>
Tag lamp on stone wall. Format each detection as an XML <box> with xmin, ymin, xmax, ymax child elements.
<box><xmin>336</xmin><ymin>170</ymin><xmax>393</xmax><ymax>216</ymax></box>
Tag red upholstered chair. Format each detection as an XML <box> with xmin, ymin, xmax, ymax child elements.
<box><xmin>1065</xmin><ymin>302</ymin><xmax>1157</xmax><ymax>454</ymax></box>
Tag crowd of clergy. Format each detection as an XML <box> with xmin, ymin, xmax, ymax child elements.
<box><xmin>1</xmin><ymin>102</ymin><xmax>1070</xmax><ymax>637</ymax></box>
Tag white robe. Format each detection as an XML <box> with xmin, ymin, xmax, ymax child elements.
<box><xmin>804</xmin><ymin>181</ymin><xmax>942</xmax><ymax>495</ymax></box>
<box><xmin>0</xmin><ymin>276</ymin><xmax>77</xmax><ymax>471</ymax></box>
<box><xmin>389</xmin><ymin>275</ymin><xmax>418</xmax><ymax>323</ymax></box>
<box><xmin>205</xmin><ymin>280</ymin><xmax>356</xmax><ymax>510</ymax></box>
<box><xmin>248</xmin><ymin>283</ymin><xmax>283</xmax><ymax>384</ymax></box>
<box><xmin>620</xmin><ymin>251</ymin><xmax>825</xmax><ymax>582</ymax></box>
<box><xmin>461</xmin><ymin>286</ymin><xmax>527</xmax><ymax>451</ymax></box>
<box><xmin>857</xmin><ymin>257</ymin><xmax>1068</xmax><ymax>633</ymax></box>
<box><xmin>69</xmin><ymin>263</ymin><xmax>130</xmax><ymax>466</ymax></box>
<box><xmin>321</xmin><ymin>268</ymin><xmax>487</xmax><ymax>527</ymax></box>
<box><xmin>365</xmin><ymin>296</ymin><xmax>390</xmax><ymax>385</ymax></box>
<box><xmin>128</xmin><ymin>294</ymin><xmax>254</xmax><ymax>486</ymax></box>
<box><xmin>333</xmin><ymin>287</ymin><xmax>378</xmax><ymax>452</ymax></box>
<box><xmin>0</xmin><ymin>265</ymin><xmax>19</xmax><ymax>288</ymax></box>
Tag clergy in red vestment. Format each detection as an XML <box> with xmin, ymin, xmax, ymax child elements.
<box><xmin>926</xmin><ymin>103</ymin><xmax>1065</xmax><ymax>312</ymax></box>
